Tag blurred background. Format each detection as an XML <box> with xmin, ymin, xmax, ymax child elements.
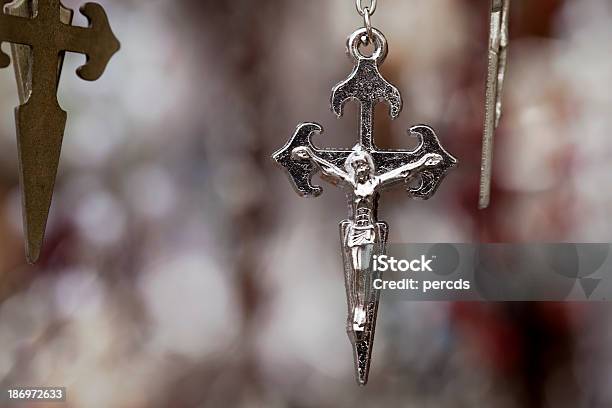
<box><xmin>0</xmin><ymin>0</ymin><xmax>611</xmax><ymax>406</ymax></box>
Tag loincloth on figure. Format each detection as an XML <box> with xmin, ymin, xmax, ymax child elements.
<box><xmin>346</xmin><ymin>224</ymin><xmax>376</xmax><ymax>247</ymax></box>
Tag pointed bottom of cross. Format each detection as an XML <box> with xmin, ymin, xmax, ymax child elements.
<box><xmin>16</xmin><ymin>101</ymin><xmax>66</xmax><ymax>265</ymax></box>
<box><xmin>349</xmin><ymin>329</ymin><xmax>374</xmax><ymax>386</ymax></box>
<box><xmin>25</xmin><ymin>242</ymin><xmax>41</xmax><ymax>264</ymax></box>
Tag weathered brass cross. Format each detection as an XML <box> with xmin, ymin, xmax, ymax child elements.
<box><xmin>0</xmin><ymin>0</ymin><xmax>119</xmax><ymax>262</ymax></box>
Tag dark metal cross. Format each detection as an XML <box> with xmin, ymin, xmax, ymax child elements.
<box><xmin>0</xmin><ymin>0</ymin><xmax>120</xmax><ymax>262</ymax></box>
<box><xmin>273</xmin><ymin>28</ymin><xmax>457</xmax><ymax>385</ymax></box>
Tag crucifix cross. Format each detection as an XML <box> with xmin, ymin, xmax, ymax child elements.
<box><xmin>0</xmin><ymin>0</ymin><xmax>120</xmax><ymax>262</ymax></box>
<box><xmin>273</xmin><ymin>28</ymin><xmax>457</xmax><ymax>385</ymax></box>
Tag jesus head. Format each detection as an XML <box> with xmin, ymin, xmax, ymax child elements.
<box><xmin>345</xmin><ymin>145</ymin><xmax>375</xmax><ymax>183</ymax></box>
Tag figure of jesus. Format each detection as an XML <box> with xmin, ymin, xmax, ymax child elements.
<box><xmin>292</xmin><ymin>144</ymin><xmax>443</xmax><ymax>331</ymax></box>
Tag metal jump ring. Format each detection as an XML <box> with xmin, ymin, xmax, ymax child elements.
<box><xmin>347</xmin><ymin>27</ymin><xmax>388</xmax><ymax>63</ymax></box>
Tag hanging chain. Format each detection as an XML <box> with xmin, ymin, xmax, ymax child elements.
<box><xmin>355</xmin><ymin>0</ymin><xmax>377</xmax><ymax>15</ymax></box>
<box><xmin>355</xmin><ymin>0</ymin><xmax>377</xmax><ymax>44</ymax></box>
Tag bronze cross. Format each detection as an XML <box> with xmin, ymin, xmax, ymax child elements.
<box><xmin>0</xmin><ymin>0</ymin><xmax>120</xmax><ymax>262</ymax></box>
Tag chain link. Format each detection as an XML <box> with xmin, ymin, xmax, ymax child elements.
<box><xmin>362</xmin><ymin>8</ymin><xmax>373</xmax><ymax>44</ymax></box>
<box><xmin>355</xmin><ymin>0</ymin><xmax>377</xmax><ymax>16</ymax></box>
<box><xmin>356</xmin><ymin>0</ymin><xmax>376</xmax><ymax>44</ymax></box>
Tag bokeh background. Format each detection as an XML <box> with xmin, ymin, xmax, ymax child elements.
<box><xmin>0</xmin><ymin>0</ymin><xmax>611</xmax><ymax>406</ymax></box>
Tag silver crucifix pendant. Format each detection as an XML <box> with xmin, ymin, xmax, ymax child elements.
<box><xmin>273</xmin><ymin>27</ymin><xmax>457</xmax><ymax>385</ymax></box>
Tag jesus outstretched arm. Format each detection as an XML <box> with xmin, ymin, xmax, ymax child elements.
<box><xmin>376</xmin><ymin>153</ymin><xmax>443</xmax><ymax>187</ymax></box>
<box><xmin>292</xmin><ymin>146</ymin><xmax>354</xmax><ymax>187</ymax></box>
